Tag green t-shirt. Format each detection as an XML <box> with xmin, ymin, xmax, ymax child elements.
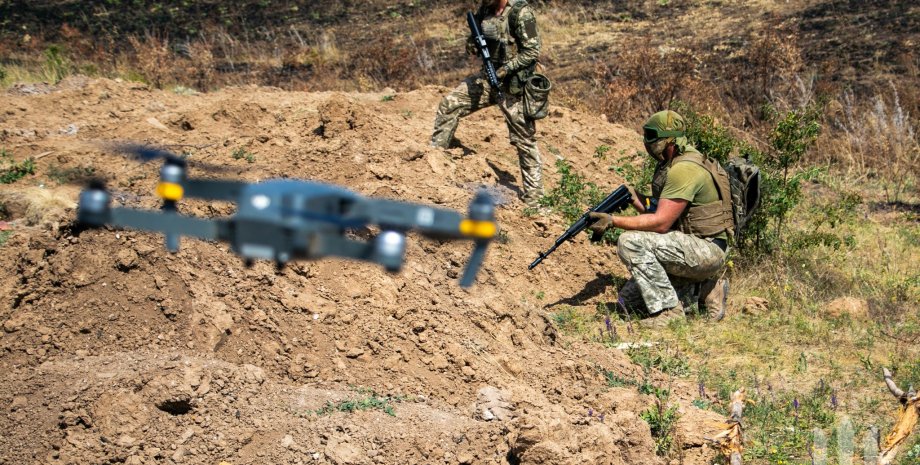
<box><xmin>660</xmin><ymin>160</ymin><xmax>728</xmax><ymax>241</ymax></box>
<box><xmin>659</xmin><ymin>161</ymin><xmax>719</xmax><ymax>204</ymax></box>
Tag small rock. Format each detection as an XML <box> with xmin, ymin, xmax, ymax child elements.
<box><xmin>824</xmin><ymin>297</ymin><xmax>869</xmax><ymax>319</ymax></box>
<box><xmin>115</xmin><ymin>249</ymin><xmax>140</xmax><ymax>271</ymax></box>
<box><xmin>742</xmin><ymin>297</ymin><xmax>769</xmax><ymax>315</ymax></box>
<box><xmin>346</xmin><ymin>347</ymin><xmax>365</xmax><ymax>359</ymax></box>
<box><xmin>172</xmin><ymin>446</ymin><xmax>187</xmax><ymax>462</ymax></box>
<box><xmin>457</xmin><ymin>452</ymin><xmax>474</xmax><ymax>464</ymax></box>
<box><xmin>281</xmin><ymin>434</ymin><xmax>296</xmax><ymax>449</ymax></box>
<box><xmin>117</xmin><ymin>435</ymin><xmax>137</xmax><ymax>447</ymax></box>
<box><xmin>10</xmin><ymin>396</ymin><xmax>28</xmax><ymax>411</ymax></box>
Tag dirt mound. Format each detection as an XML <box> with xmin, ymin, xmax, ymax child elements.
<box><xmin>0</xmin><ymin>78</ymin><xmax>720</xmax><ymax>464</ymax></box>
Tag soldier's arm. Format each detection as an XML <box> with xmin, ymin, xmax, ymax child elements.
<box><xmin>610</xmin><ymin>198</ymin><xmax>687</xmax><ymax>233</ymax></box>
<box><xmin>502</xmin><ymin>5</ymin><xmax>541</xmax><ymax>74</ymax></box>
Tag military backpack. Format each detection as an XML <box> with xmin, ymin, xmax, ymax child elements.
<box><xmin>724</xmin><ymin>156</ymin><xmax>761</xmax><ymax>244</ymax></box>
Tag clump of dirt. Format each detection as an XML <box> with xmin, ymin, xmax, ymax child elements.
<box><xmin>0</xmin><ymin>78</ymin><xmax>722</xmax><ymax>464</ymax></box>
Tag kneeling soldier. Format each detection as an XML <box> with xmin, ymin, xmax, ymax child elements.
<box><xmin>589</xmin><ymin>110</ymin><xmax>731</xmax><ymax>327</ymax></box>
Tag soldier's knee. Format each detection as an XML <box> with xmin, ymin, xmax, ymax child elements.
<box><xmin>436</xmin><ymin>99</ymin><xmax>455</xmax><ymax>116</ymax></box>
<box><xmin>618</xmin><ymin>230</ymin><xmax>644</xmax><ymax>249</ymax></box>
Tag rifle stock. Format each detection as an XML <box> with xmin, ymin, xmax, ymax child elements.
<box><xmin>528</xmin><ymin>185</ymin><xmax>633</xmax><ymax>270</ymax></box>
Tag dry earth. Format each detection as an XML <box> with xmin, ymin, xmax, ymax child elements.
<box><xmin>0</xmin><ymin>77</ymin><xmax>725</xmax><ymax>465</ymax></box>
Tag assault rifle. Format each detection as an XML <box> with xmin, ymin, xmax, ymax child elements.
<box><xmin>528</xmin><ymin>185</ymin><xmax>633</xmax><ymax>270</ymax></box>
<box><xmin>466</xmin><ymin>11</ymin><xmax>504</xmax><ymax>102</ymax></box>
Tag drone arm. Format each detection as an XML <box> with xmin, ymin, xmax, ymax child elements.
<box><xmin>303</xmin><ymin>231</ymin><xmax>407</xmax><ymax>272</ymax></box>
<box><xmin>348</xmin><ymin>199</ymin><xmax>494</xmax><ymax>240</ymax></box>
<box><xmin>182</xmin><ymin>179</ymin><xmax>248</xmax><ymax>201</ymax></box>
<box><xmin>108</xmin><ymin>208</ymin><xmax>226</xmax><ymax>241</ymax></box>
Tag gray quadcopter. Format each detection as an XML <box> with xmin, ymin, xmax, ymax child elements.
<box><xmin>77</xmin><ymin>145</ymin><xmax>497</xmax><ymax>287</ymax></box>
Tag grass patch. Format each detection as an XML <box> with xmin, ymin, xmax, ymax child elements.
<box><xmin>47</xmin><ymin>164</ymin><xmax>96</xmax><ymax>185</ymax></box>
<box><xmin>0</xmin><ymin>149</ymin><xmax>35</xmax><ymax>184</ymax></box>
<box><xmin>0</xmin><ymin>230</ymin><xmax>12</xmax><ymax>247</ymax></box>
<box><xmin>626</xmin><ymin>345</ymin><xmax>691</xmax><ymax>378</ymax></box>
<box><xmin>313</xmin><ymin>388</ymin><xmax>400</xmax><ymax>417</ymax></box>
<box><xmin>231</xmin><ymin>147</ymin><xmax>256</xmax><ymax>163</ymax></box>
<box><xmin>550</xmin><ymin>305</ymin><xmax>595</xmax><ymax>336</ymax></box>
<box><xmin>641</xmin><ymin>402</ymin><xmax>680</xmax><ymax>457</ymax></box>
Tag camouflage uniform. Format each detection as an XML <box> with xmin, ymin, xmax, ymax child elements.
<box><xmin>431</xmin><ymin>0</ymin><xmax>544</xmax><ymax>206</ymax></box>
<box><xmin>616</xmin><ymin>111</ymin><xmax>733</xmax><ymax>315</ymax></box>
<box><xmin>616</xmin><ymin>230</ymin><xmax>726</xmax><ymax>314</ymax></box>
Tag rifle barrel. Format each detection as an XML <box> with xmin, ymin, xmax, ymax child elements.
<box><xmin>527</xmin><ymin>185</ymin><xmax>632</xmax><ymax>271</ymax></box>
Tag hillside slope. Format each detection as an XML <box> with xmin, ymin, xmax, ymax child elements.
<box><xmin>0</xmin><ymin>78</ymin><xmax>724</xmax><ymax>464</ymax></box>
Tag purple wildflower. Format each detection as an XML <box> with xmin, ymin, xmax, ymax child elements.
<box><xmin>598</xmin><ymin>413</ymin><xmax>605</xmax><ymax>422</ymax></box>
<box><xmin>831</xmin><ymin>391</ymin><xmax>838</xmax><ymax>410</ymax></box>
<box><xmin>605</xmin><ymin>316</ymin><xmax>612</xmax><ymax>332</ymax></box>
<box><xmin>588</xmin><ymin>408</ymin><xmax>593</xmax><ymax>417</ymax></box>
<box><xmin>793</xmin><ymin>398</ymin><xmax>800</xmax><ymax>411</ymax></box>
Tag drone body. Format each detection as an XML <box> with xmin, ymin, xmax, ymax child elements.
<box><xmin>78</xmin><ymin>147</ymin><xmax>497</xmax><ymax>287</ymax></box>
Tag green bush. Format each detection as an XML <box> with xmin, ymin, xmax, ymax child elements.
<box><xmin>640</xmin><ymin>402</ymin><xmax>680</xmax><ymax>456</ymax></box>
<box><xmin>43</xmin><ymin>45</ymin><xmax>69</xmax><ymax>84</ymax></box>
<box><xmin>675</xmin><ymin>103</ymin><xmax>824</xmax><ymax>254</ymax></box>
<box><xmin>232</xmin><ymin>147</ymin><xmax>256</xmax><ymax>163</ymax></box>
<box><xmin>539</xmin><ymin>158</ymin><xmax>605</xmax><ymax>223</ymax></box>
<box><xmin>0</xmin><ymin>149</ymin><xmax>35</xmax><ymax>184</ymax></box>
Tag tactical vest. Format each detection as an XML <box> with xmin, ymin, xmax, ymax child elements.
<box><xmin>651</xmin><ymin>149</ymin><xmax>735</xmax><ymax>238</ymax></box>
<box><xmin>479</xmin><ymin>0</ymin><xmax>527</xmax><ymax>67</ymax></box>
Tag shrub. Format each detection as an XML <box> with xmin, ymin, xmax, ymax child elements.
<box><xmin>675</xmin><ymin>103</ymin><xmax>824</xmax><ymax>254</ymax></box>
<box><xmin>0</xmin><ymin>149</ymin><xmax>35</xmax><ymax>184</ymax></box>
<box><xmin>640</xmin><ymin>401</ymin><xmax>680</xmax><ymax>456</ymax></box>
<box><xmin>539</xmin><ymin>158</ymin><xmax>605</xmax><ymax>223</ymax></box>
<box><xmin>232</xmin><ymin>148</ymin><xmax>256</xmax><ymax>163</ymax></box>
<box><xmin>42</xmin><ymin>45</ymin><xmax>70</xmax><ymax>84</ymax></box>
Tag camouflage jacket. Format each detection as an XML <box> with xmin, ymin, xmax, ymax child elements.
<box><xmin>471</xmin><ymin>0</ymin><xmax>541</xmax><ymax>74</ymax></box>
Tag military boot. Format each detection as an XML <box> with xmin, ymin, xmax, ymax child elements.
<box><xmin>698</xmin><ymin>277</ymin><xmax>728</xmax><ymax>321</ymax></box>
<box><xmin>639</xmin><ymin>302</ymin><xmax>685</xmax><ymax>329</ymax></box>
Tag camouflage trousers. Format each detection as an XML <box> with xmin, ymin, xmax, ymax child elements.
<box><xmin>616</xmin><ymin>230</ymin><xmax>726</xmax><ymax>314</ymax></box>
<box><xmin>431</xmin><ymin>75</ymin><xmax>544</xmax><ymax>204</ymax></box>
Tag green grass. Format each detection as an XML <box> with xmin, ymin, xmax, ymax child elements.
<box><xmin>550</xmin><ymin>177</ymin><xmax>918</xmax><ymax>464</ymax></box>
<box><xmin>0</xmin><ymin>149</ymin><xmax>35</xmax><ymax>184</ymax></box>
<box><xmin>313</xmin><ymin>388</ymin><xmax>400</xmax><ymax>417</ymax></box>
<box><xmin>231</xmin><ymin>147</ymin><xmax>256</xmax><ymax>163</ymax></box>
<box><xmin>0</xmin><ymin>230</ymin><xmax>12</xmax><ymax>247</ymax></box>
<box><xmin>47</xmin><ymin>164</ymin><xmax>96</xmax><ymax>184</ymax></box>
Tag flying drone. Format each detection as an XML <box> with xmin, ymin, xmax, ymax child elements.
<box><xmin>77</xmin><ymin>145</ymin><xmax>498</xmax><ymax>287</ymax></box>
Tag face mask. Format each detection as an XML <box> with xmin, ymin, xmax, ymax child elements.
<box><xmin>645</xmin><ymin>138</ymin><xmax>670</xmax><ymax>161</ymax></box>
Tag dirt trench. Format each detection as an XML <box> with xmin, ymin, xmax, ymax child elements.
<box><xmin>0</xmin><ymin>78</ymin><xmax>723</xmax><ymax>465</ymax></box>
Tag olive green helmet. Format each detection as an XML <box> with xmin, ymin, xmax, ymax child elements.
<box><xmin>642</xmin><ymin>110</ymin><xmax>686</xmax><ymax>143</ymax></box>
<box><xmin>642</xmin><ymin>110</ymin><xmax>687</xmax><ymax>160</ymax></box>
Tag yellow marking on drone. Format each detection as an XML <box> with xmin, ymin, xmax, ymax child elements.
<box><xmin>156</xmin><ymin>182</ymin><xmax>184</xmax><ymax>201</ymax></box>
<box><xmin>460</xmin><ymin>219</ymin><xmax>497</xmax><ymax>239</ymax></box>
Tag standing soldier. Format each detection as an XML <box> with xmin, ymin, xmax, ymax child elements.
<box><xmin>431</xmin><ymin>0</ymin><xmax>545</xmax><ymax>208</ymax></box>
<box><xmin>587</xmin><ymin>110</ymin><xmax>732</xmax><ymax>327</ymax></box>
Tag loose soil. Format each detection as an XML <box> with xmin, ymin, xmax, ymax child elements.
<box><xmin>0</xmin><ymin>77</ymin><xmax>724</xmax><ymax>465</ymax></box>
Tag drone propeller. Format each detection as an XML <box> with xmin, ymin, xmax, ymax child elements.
<box><xmin>109</xmin><ymin>142</ymin><xmax>234</xmax><ymax>173</ymax></box>
<box><xmin>111</xmin><ymin>142</ymin><xmax>189</xmax><ymax>166</ymax></box>
<box><xmin>459</xmin><ymin>190</ymin><xmax>496</xmax><ymax>288</ymax></box>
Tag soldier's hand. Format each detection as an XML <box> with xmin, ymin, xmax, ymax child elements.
<box><xmin>587</xmin><ymin>212</ymin><xmax>613</xmax><ymax>234</ymax></box>
<box><xmin>624</xmin><ymin>184</ymin><xmax>643</xmax><ymax>212</ymax></box>
<box><xmin>466</xmin><ymin>39</ymin><xmax>478</xmax><ymax>56</ymax></box>
<box><xmin>496</xmin><ymin>66</ymin><xmax>509</xmax><ymax>80</ymax></box>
